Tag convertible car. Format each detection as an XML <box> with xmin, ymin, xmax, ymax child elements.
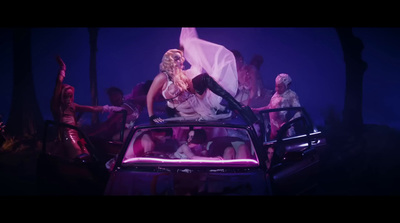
<box><xmin>37</xmin><ymin>107</ymin><xmax>327</xmax><ymax>195</ymax></box>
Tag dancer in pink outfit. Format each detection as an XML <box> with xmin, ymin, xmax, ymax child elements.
<box><xmin>50</xmin><ymin>56</ymin><xmax>123</xmax><ymax>161</ymax></box>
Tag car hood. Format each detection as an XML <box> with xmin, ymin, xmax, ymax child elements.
<box><xmin>104</xmin><ymin>168</ymin><xmax>269</xmax><ymax>195</ymax></box>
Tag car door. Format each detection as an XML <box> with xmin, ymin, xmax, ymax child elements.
<box><xmin>259</xmin><ymin>107</ymin><xmax>327</xmax><ymax>195</ymax></box>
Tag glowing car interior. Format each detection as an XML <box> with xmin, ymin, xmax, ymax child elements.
<box><xmin>122</xmin><ymin>126</ymin><xmax>259</xmax><ymax>167</ymax></box>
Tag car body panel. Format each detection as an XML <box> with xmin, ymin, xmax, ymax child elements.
<box><xmin>105</xmin><ymin>167</ymin><xmax>269</xmax><ymax>195</ymax></box>
<box><xmin>38</xmin><ymin>106</ymin><xmax>327</xmax><ymax>196</ymax></box>
<box><xmin>259</xmin><ymin>107</ymin><xmax>327</xmax><ymax>195</ymax></box>
<box><xmin>104</xmin><ymin>122</ymin><xmax>270</xmax><ymax>195</ymax></box>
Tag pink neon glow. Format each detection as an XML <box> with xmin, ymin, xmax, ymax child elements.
<box><xmin>122</xmin><ymin>157</ymin><xmax>259</xmax><ymax>167</ymax></box>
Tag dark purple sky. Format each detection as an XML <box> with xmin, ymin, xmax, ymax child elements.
<box><xmin>0</xmin><ymin>27</ymin><xmax>399</xmax><ymax>130</ymax></box>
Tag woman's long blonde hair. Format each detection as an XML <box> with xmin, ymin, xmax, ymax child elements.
<box><xmin>160</xmin><ymin>49</ymin><xmax>190</xmax><ymax>92</ymax></box>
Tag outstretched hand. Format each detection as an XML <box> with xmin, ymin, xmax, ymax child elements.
<box><xmin>102</xmin><ymin>105</ymin><xmax>125</xmax><ymax>113</ymax></box>
<box><xmin>56</xmin><ymin>55</ymin><xmax>66</xmax><ymax>71</ymax></box>
<box><xmin>251</xmin><ymin>107</ymin><xmax>260</xmax><ymax>114</ymax></box>
<box><xmin>149</xmin><ymin>115</ymin><xmax>165</xmax><ymax>124</ymax></box>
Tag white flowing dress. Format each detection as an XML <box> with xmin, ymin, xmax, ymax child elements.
<box><xmin>171</xmin><ymin>27</ymin><xmax>238</xmax><ymax>121</ymax></box>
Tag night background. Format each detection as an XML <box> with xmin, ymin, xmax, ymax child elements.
<box><xmin>1</xmin><ymin>27</ymin><xmax>400</xmax><ymax>196</ymax></box>
<box><xmin>1</xmin><ymin>27</ymin><xmax>399</xmax><ymax>129</ymax></box>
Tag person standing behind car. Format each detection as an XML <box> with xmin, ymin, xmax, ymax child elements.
<box><xmin>247</xmin><ymin>54</ymin><xmax>273</xmax><ymax>108</ymax></box>
<box><xmin>88</xmin><ymin>86</ymin><xmax>140</xmax><ymax>142</ymax></box>
<box><xmin>50</xmin><ymin>55</ymin><xmax>123</xmax><ymax>162</ymax></box>
<box><xmin>251</xmin><ymin>73</ymin><xmax>301</xmax><ymax>140</ymax></box>
<box><xmin>231</xmin><ymin>49</ymin><xmax>258</xmax><ymax>107</ymax></box>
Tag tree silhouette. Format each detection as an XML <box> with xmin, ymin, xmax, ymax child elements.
<box><xmin>336</xmin><ymin>28</ymin><xmax>367</xmax><ymax>137</ymax></box>
<box><xmin>88</xmin><ymin>28</ymin><xmax>100</xmax><ymax>125</ymax></box>
<box><xmin>6</xmin><ymin>28</ymin><xmax>43</xmax><ymax>138</ymax></box>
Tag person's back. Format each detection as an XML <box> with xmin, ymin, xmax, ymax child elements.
<box><xmin>132</xmin><ymin>128</ymin><xmax>175</xmax><ymax>157</ymax></box>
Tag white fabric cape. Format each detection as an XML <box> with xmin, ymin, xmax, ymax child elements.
<box><xmin>179</xmin><ymin>27</ymin><xmax>238</xmax><ymax>110</ymax></box>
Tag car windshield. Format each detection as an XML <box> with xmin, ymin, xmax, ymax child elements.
<box><xmin>122</xmin><ymin>126</ymin><xmax>259</xmax><ymax>167</ymax></box>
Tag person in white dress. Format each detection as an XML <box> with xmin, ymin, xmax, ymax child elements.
<box><xmin>252</xmin><ymin>73</ymin><xmax>301</xmax><ymax>139</ymax></box>
<box><xmin>147</xmin><ymin>27</ymin><xmax>257</xmax><ymax>124</ymax></box>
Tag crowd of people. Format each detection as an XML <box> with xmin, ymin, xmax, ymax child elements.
<box><xmin>49</xmin><ymin>27</ymin><xmax>302</xmax><ymax>166</ymax></box>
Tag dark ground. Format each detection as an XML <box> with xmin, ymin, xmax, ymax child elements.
<box><xmin>0</xmin><ymin>141</ymin><xmax>40</xmax><ymax>196</ymax></box>
<box><xmin>317</xmin><ymin>124</ymin><xmax>400</xmax><ymax>196</ymax></box>
<box><xmin>1</xmin><ymin>124</ymin><xmax>400</xmax><ymax>196</ymax></box>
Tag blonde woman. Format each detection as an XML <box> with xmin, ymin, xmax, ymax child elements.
<box><xmin>147</xmin><ymin>49</ymin><xmax>230</xmax><ymax>123</ymax></box>
<box><xmin>147</xmin><ymin>28</ymin><xmax>258</xmax><ymax>124</ymax></box>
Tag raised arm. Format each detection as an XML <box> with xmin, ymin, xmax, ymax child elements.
<box><xmin>74</xmin><ymin>104</ymin><xmax>104</xmax><ymax>113</ymax></box>
<box><xmin>251</xmin><ymin>104</ymin><xmax>270</xmax><ymax>113</ymax></box>
<box><xmin>75</xmin><ymin>104</ymin><xmax>124</xmax><ymax>114</ymax></box>
<box><xmin>50</xmin><ymin>55</ymin><xmax>66</xmax><ymax>119</ymax></box>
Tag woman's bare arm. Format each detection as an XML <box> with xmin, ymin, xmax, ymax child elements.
<box><xmin>147</xmin><ymin>73</ymin><xmax>166</xmax><ymax>118</ymax></box>
<box><xmin>50</xmin><ymin>56</ymin><xmax>66</xmax><ymax>118</ymax></box>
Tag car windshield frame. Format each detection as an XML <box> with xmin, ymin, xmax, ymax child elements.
<box><xmin>120</xmin><ymin>124</ymin><xmax>260</xmax><ymax>168</ymax></box>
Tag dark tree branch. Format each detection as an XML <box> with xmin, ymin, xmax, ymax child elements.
<box><xmin>7</xmin><ymin>28</ymin><xmax>43</xmax><ymax>138</ymax></box>
<box><xmin>335</xmin><ymin>27</ymin><xmax>367</xmax><ymax>136</ymax></box>
<box><xmin>88</xmin><ymin>27</ymin><xmax>100</xmax><ymax>125</ymax></box>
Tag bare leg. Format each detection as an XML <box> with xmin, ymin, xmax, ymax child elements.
<box><xmin>236</xmin><ymin>144</ymin><xmax>251</xmax><ymax>159</ymax></box>
<box><xmin>64</xmin><ymin>128</ymin><xmax>90</xmax><ymax>161</ymax></box>
<box><xmin>223</xmin><ymin>146</ymin><xmax>236</xmax><ymax>160</ymax></box>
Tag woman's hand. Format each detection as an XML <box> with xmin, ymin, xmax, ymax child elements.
<box><xmin>251</xmin><ymin>107</ymin><xmax>260</xmax><ymax>114</ymax></box>
<box><xmin>56</xmin><ymin>55</ymin><xmax>66</xmax><ymax>70</ymax></box>
<box><xmin>56</xmin><ymin>55</ymin><xmax>66</xmax><ymax>79</ymax></box>
<box><xmin>102</xmin><ymin>105</ymin><xmax>125</xmax><ymax>113</ymax></box>
<box><xmin>149</xmin><ymin>115</ymin><xmax>164</xmax><ymax>124</ymax></box>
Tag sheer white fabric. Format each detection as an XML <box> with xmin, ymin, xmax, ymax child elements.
<box><xmin>268</xmin><ymin>89</ymin><xmax>301</xmax><ymax>139</ymax></box>
<box><xmin>179</xmin><ymin>27</ymin><xmax>238</xmax><ymax>112</ymax></box>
